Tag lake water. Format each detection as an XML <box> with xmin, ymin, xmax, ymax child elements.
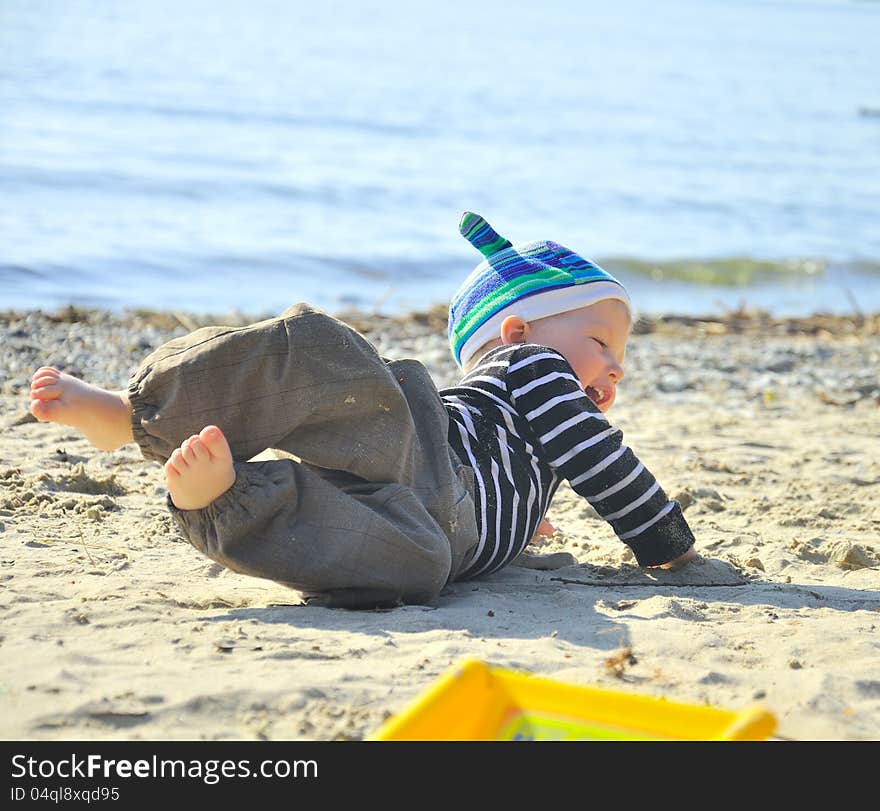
<box><xmin>2</xmin><ymin>0</ymin><xmax>879</xmax><ymax>317</ymax></box>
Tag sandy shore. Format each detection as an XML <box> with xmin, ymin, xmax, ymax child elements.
<box><xmin>1</xmin><ymin>305</ymin><xmax>878</xmax><ymax>741</ymax></box>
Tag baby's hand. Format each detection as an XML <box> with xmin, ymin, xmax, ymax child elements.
<box><xmin>530</xmin><ymin>519</ymin><xmax>557</xmax><ymax>544</ymax></box>
<box><xmin>651</xmin><ymin>545</ymin><xmax>698</xmax><ymax>571</ymax></box>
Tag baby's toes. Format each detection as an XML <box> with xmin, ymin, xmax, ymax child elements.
<box><xmin>199</xmin><ymin>425</ymin><xmax>231</xmax><ymax>460</ymax></box>
<box><xmin>32</xmin><ymin>366</ymin><xmax>60</xmax><ymax>381</ymax></box>
<box><xmin>187</xmin><ymin>438</ymin><xmax>210</xmax><ymax>462</ymax></box>
<box><xmin>30</xmin><ymin>382</ymin><xmax>61</xmax><ymax>402</ymax></box>
<box><xmin>181</xmin><ymin>444</ymin><xmax>199</xmax><ymax>465</ymax></box>
<box><xmin>30</xmin><ymin>398</ymin><xmax>57</xmax><ymax>421</ymax></box>
<box><xmin>177</xmin><ymin>434</ymin><xmax>197</xmax><ymax>458</ymax></box>
<box><xmin>30</xmin><ymin>367</ymin><xmax>60</xmax><ymax>388</ymax></box>
<box><xmin>31</xmin><ymin>374</ymin><xmax>61</xmax><ymax>394</ymax></box>
<box><xmin>167</xmin><ymin>448</ymin><xmax>188</xmax><ymax>474</ymax></box>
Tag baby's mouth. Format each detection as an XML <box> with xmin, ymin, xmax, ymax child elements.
<box><xmin>584</xmin><ymin>384</ymin><xmax>609</xmax><ymax>406</ymax></box>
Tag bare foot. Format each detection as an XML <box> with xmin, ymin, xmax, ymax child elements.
<box><xmin>30</xmin><ymin>366</ymin><xmax>133</xmax><ymax>451</ymax></box>
<box><xmin>165</xmin><ymin>425</ymin><xmax>236</xmax><ymax>510</ymax></box>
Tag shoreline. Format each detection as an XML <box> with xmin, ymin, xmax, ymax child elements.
<box><xmin>1</xmin><ymin>305</ymin><xmax>878</xmax><ymax>741</ymax></box>
<box><xmin>5</xmin><ymin>301</ymin><xmax>880</xmax><ymax>326</ymax></box>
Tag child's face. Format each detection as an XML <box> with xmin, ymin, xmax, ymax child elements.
<box><xmin>513</xmin><ymin>299</ymin><xmax>630</xmax><ymax>411</ymax></box>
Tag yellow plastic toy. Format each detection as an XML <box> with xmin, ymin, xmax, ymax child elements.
<box><xmin>371</xmin><ymin>659</ymin><xmax>776</xmax><ymax>741</ymax></box>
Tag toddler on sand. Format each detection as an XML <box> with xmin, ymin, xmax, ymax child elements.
<box><xmin>29</xmin><ymin>213</ymin><xmax>696</xmax><ymax>608</ymax></box>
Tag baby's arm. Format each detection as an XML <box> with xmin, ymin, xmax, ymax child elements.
<box><xmin>507</xmin><ymin>346</ymin><xmax>696</xmax><ymax>568</ymax></box>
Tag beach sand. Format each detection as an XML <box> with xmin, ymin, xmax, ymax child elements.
<box><xmin>1</xmin><ymin>306</ymin><xmax>878</xmax><ymax>741</ymax></box>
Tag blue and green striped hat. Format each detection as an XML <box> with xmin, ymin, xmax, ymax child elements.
<box><xmin>449</xmin><ymin>212</ymin><xmax>631</xmax><ymax>368</ymax></box>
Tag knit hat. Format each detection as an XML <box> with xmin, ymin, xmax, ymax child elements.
<box><xmin>448</xmin><ymin>212</ymin><xmax>631</xmax><ymax>368</ymax></box>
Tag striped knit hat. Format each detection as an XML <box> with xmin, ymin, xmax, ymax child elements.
<box><xmin>449</xmin><ymin>212</ymin><xmax>631</xmax><ymax>368</ymax></box>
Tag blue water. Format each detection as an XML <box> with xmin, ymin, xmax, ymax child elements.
<box><xmin>1</xmin><ymin>0</ymin><xmax>879</xmax><ymax>317</ymax></box>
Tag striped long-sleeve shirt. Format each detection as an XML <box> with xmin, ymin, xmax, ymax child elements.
<box><xmin>440</xmin><ymin>343</ymin><xmax>695</xmax><ymax>579</ymax></box>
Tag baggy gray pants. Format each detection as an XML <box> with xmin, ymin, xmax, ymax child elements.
<box><xmin>127</xmin><ymin>303</ymin><xmax>479</xmax><ymax>608</ymax></box>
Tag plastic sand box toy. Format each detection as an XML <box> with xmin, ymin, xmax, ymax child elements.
<box><xmin>371</xmin><ymin>659</ymin><xmax>776</xmax><ymax>741</ymax></box>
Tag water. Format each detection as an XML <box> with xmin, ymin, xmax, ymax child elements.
<box><xmin>2</xmin><ymin>0</ymin><xmax>879</xmax><ymax>317</ymax></box>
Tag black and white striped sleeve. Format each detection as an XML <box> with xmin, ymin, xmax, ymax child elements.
<box><xmin>505</xmin><ymin>344</ymin><xmax>694</xmax><ymax>566</ymax></box>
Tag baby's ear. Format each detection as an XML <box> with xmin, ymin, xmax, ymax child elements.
<box><xmin>499</xmin><ymin>315</ymin><xmax>528</xmax><ymax>345</ymax></box>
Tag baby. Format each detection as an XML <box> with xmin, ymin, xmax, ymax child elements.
<box><xmin>29</xmin><ymin>212</ymin><xmax>696</xmax><ymax>608</ymax></box>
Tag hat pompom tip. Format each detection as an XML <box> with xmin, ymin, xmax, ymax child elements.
<box><xmin>459</xmin><ymin>212</ymin><xmax>512</xmax><ymax>258</ymax></box>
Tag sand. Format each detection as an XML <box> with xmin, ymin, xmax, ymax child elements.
<box><xmin>1</xmin><ymin>306</ymin><xmax>878</xmax><ymax>741</ymax></box>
